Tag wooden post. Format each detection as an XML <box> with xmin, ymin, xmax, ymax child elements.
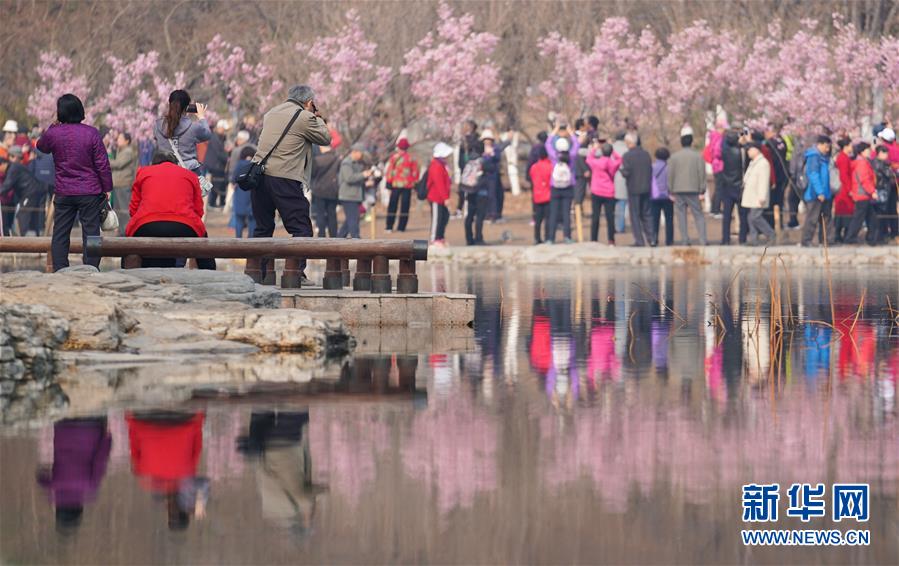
<box><xmin>353</xmin><ymin>258</ymin><xmax>372</xmax><ymax>291</ymax></box>
<box><xmin>340</xmin><ymin>258</ymin><xmax>351</xmax><ymax>287</ymax></box>
<box><xmin>575</xmin><ymin>203</ymin><xmax>584</xmax><ymax>243</ymax></box>
<box><xmin>322</xmin><ymin>258</ymin><xmax>343</xmax><ymax>290</ymax></box>
<box><xmin>186</xmin><ymin>258</ymin><xmax>198</xmax><ymax>269</ymax></box>
<box><xmin>774</xmin><ymin>205</ymin><xmax>782</xmax><ymax>241</ymax></box>
<box><xmin>122</xmin><ymin>254</ymin><xmax>142</xmax><ymax>269</ymax></box>
<box><xmin>370</xmin><ymin>255</ymin><xmax>392</xmax><ymax>294</ymax></box>
<box><xmin>369</xmin><ymin>206</ymin><xmax>377</xmax><ymax>240</ymax></box>
<box><xmin>45</xmin><ymin>248</ymin><xmax>54</xmax><ymax>273</ymax></box>
<box><xmin>396</xmin><ymin>259</ymin><xmax>418</xmax><ymax>294</ymax></box>
<box><xmin>281</xmin><ymin>257</ymin><xmax>301</xmax><ymax>289</ymax></box>
<box><xmin>244</xmin><ymin>257</ymin><xmax>262</xmax><ymax>283</ymax></box>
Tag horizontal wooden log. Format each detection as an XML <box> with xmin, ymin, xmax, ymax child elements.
<box><xmin>0</xmin><ymin>236</ymin><xmax>428</xmax><ymax>261</ymax></box>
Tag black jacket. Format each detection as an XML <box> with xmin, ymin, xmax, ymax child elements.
<box><xmin>1</xmin><ymin>162</ymin><xmax>49</xmax><ymax>202</ymax></box>
<box><xmin>204</xmin><ymin>133</ymin><xmax>229</xmax><ymax>176</ymax></box>
<box><xmin>311</xmin><ymin>151</ymin><xmax>340</xmax><ymax>200</ymax></box>
<box><xmin>620</xmin><ymin>146</ymin><xmax>652</xmax><ymax>195</ymax></box>
<box><xmin>720</xmin><ymin>135</ymin><xmax>744</xmax><ymax>197</ymax></box>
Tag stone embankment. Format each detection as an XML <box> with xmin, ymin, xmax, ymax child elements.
<box><xmin>427</xmin><ymin>243</ymin><xmax>898</xmax><ymax>267</ymax></box>
<box><xmin>0</xmin><ymin>267</ymin><xmax>351</xmax><ymax>423</ymax></box>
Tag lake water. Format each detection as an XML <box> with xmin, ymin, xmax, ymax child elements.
<box><xmin>2</xmin><ymin>264</ymin><xmax>898</xmax><ymax>565</ymax></box>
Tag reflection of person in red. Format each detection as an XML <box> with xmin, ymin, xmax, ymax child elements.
<box><xmin>126</xmin><ymin>411</ymin><xmax>207</xmax><ymax>530</ymax></box>
<box><xmin>529</xmin><ymin>301</ymin><xmax>551</xmax><ymax>375</ymax></box>
<box><xmin>588</xmin><ymin>300</ymin><xmax>620</xmax><ymax>386</ymax></box>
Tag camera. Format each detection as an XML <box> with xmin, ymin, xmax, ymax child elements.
<box><xmin>186</xmin><ymin>103</ymin><xmax>198</xmax><ymax>113</ymax></box>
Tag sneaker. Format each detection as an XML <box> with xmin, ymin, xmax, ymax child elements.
<box><xmin>563</xmin><ymin>238</ymin><xmax>575</xmax><ymax>244</ymax></box>
<box><xmin>300</xmin><ymin>275</ymin><xmax>315</xmax><ymax>287</ymax></box>
<box><xmin>385</xmin><ymin>229</ymin><xmax>393</xmax><ymax>234</ymax></box>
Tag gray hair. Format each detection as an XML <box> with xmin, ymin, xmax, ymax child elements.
<box><xmin>624</xmin><ymin>132</ymin><xmax>638</xmax><ymax>145</ymax></box>
<box><xmin>287</xmin><ymin>85</ymin><xmax>315</xmax><ymax>105</ymax></box>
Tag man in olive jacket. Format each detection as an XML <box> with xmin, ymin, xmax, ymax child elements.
<box><xmin>251</xmin><ymin>85</ymin><xmax>331</xmax><ymax>281</ymax></box>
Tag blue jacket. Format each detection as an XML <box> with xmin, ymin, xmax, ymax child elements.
<box><xmin>803</xmin><ymin>148</ymin><xmax>830</xmax><ymax>201</ymax></box>
<box><xmin>231</xmin><ymin>160</ymin><xmax>254</xmax><ymax>217</ymax></box>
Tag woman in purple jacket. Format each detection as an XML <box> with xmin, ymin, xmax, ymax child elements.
<box><xmin>37</xmin><ymin>94</ymin><xmax>112</xmax><ymax>271</ymax></box>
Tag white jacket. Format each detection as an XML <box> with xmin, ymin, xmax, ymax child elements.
<box><xmin>741</xmin><ymin>155</ymin><xmax>771</xmax><ymax>209</ymax></box>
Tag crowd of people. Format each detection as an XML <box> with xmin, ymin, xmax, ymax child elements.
<box><xmin>1</xmin><ymin>85</ymin><xmax>896</xmax><ymax>278</ymax></box>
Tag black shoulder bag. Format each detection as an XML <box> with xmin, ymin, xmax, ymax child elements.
<box><xmin>236</xmin><ymin>106</ymin><xmax>303</xmax><ymax>191</ymax></box>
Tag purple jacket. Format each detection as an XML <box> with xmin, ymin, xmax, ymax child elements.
<box><xmin>37</xmin><ymin>420</ymin><xmax>112</xmax><ymax>507</ymax></box>
<box><xmin>545</xmin><ymin>134</ymin><xmax>580</xmax><ymax>172</ymax></box>
<box><xmin>37</xmin><ymin>123</ymin><xmax>113</xmax><ymax>196</ymax></box>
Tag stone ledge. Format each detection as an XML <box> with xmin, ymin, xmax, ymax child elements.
<box><xmin>284</xmin><ymin>290</ymin><xmax>475</xmax><ymax>327</ymax></box>
<box><xmin>426</xmin><ymin>243</ymin><xmax>899</xmax><ymax>267</ymax></box>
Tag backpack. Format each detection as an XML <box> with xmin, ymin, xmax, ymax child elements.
<box><xmin>551</xmin><ymin>161</ymin><xmax>572</xmax><ymax>188</ymax></box>
<box><xmin>794</xmin><ymin>154</ymin><xmax>809</xmax><ymax>193</ymax></box>
<box><xmin>829</xmin><ymin>156</ymin><xmax>842</xmax><ymax>193</ymax></box>
<box><xmin>415</xmin><ymin>167</ymin><xmax>429</xmax><ymax>201</ymax></box>
<box><xmin>459</xmin><ymin>159</ymin><xmax>483</xmax><ymax>192</ymax></box>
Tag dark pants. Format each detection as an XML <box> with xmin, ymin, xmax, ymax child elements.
<box><xmin>252</xmin><ymin>175</ymin><xmax>313</xmax><ymax>274</ymax></box>
<box><xmin>800</xmin><ymin>198</ymin><xmax>835</xmax><ymax>246</ymax></box>
<box><xmin>112</xmin><ymin>186</ymin><xmax>131</xmax><ymax>236</ymax></box>
<box><xmin>711</xmin><ymin>173</ymin><xmax>723</xmax><ymax>214</ymax></box>
<box><xmin>880</xmin><ymin>187</ymin><xmax>898</xmax><ymax>239</ymax></box>
<box><xmin>534</xmin><ymin>201</ymin><xmax>550</xmax><ymax>243</ymax></box>
<box><xmin>51</xmin><ymin>194</ymin><xmax>104</xmax><ymax>272</ymax></box>
<box><xmin>465</xmin><ymin>193</ymin><xmax>488</xmax><ymax>244</ymax></box>
<box><xmin>548</xmin><ymin>187</ymin><xmax>573</xmax><ymax>242</ymax></box>
<box><xmin>627</xmin><ymin>192</ymin><xmax>653</xmax><ymax>246</ymax></box>
<box><xmin>487</xmin><ymin>184</ymin><xmax>504</xmax><ymax>220</ymax></box>
<box><xmin>207</xmin><ymin>175</ymin><xmax>227</xmax><ymax>208</ymax></box>
<box><xmin>834</xmin><ymin>215</ymin><xmax>852</xmax><ymax>242</ymax></box>
<box><xmin>787</xmin><ymin>184</ymin><xmax>802</xmax><ymax>227</ymax></box>
<box><xmin>845</xmin><ymin>200</ymin><xmax>878</xmax><ymax>244</ymax></box>
<box><xmin>1</xmin><ymin>206</ymin><xmax>15</xmax><ymax>236</ymax></box>
<box><xmin>338</xmin><ymin>200</ymin><xmax>361</xmax><ymax>239</ymax></box>
<box><xmin>430</xmin><ymin>202</ymin><xmax>449</xmax><ymax>241</ymax></box>
<box><xmin>311</xmin><ymin>196</ymin><xmax>338</xmax><ymax>238</ymax></box>
<box><xmin>456</xmin><ymin>190</ymin><xmax>465</xmax><ymax>213</ymax></box>
<box><xmin>764</xmin><ymin>178</ymin><xmax>786</xmax><ymax>228</ymax></box>
<box><xmin>130</xmin><ymin>221</ymin><xmax>216</xmax><ymax>269</ymax></box>
<box><xmin>650</xmin><ymin>199</ymin><xmax>674</xmax><ymax>246</ymax></box>
<box><xmin>721</xmin><ymin>196</ymin><xmax>748</xmax><ymax>245</ymax></box>
<box><xmin>17</xmin><ymin>190</ymin><xmax>48</xmax><ymax>236</ymax></box>
<box><xmin>590</xmin><ymin>195</ymin><xmax>616</xmax><ymax>243</ymax></box>
<box><xmin>386</xmin><ymin>188</ymin><xmax>412</xmax><ymax>231</ymax></box>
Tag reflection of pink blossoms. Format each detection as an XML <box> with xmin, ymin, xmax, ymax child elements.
<box><xmin>401</xmin><ymin>2</ymin><xmax>500</xmax><ymax>135</ymax></box>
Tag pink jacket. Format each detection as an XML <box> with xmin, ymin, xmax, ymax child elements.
<box><xmin>707</xmin><ymin>130</ymin><xmax>724</xmax><ymax>174</ymax></box>
<box><xmin>585</xmin><ymin>151</ymin><xmax>622</xmax><ymax>198</ymax></box>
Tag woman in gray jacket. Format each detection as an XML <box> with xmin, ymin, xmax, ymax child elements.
<box><xmin>337</xmin><ymin>143</ymin><xmax>371</xmax><ymax>238</ymax></box>
<box><xmin>154</xmin><ymin>90</ymin><xmax>211</xmax><ymax>176</ymax></box>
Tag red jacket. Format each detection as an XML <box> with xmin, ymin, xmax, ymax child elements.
<box><xmin>126</xmin><ymin>413</ymin><xmax>204</xmax><ymax>492</ymax></box>
<box><xmin>849</xmin><ymin>157</ymin><xmax>876</xmax><ymax>202</ymax></box>
<box><xmin>833</xmin><ymin>151</ymin><xmax>854</xmax><ymax>216</ymax></box>
<box><xmin>126</xmin><ymin>162</ymin><xmax>206</xmax><ymax>237</ymax></box>
<box><xmin>426</xmin><ymin>158</ymin><xmax>451</xmax><ymax>204</ymax></box>
<box><xmin>385</xmin><ymin>150</ymin><xmax>420</xmax><ymax>189</ymax></box>
<box><xmin>529</xmin><ymin>158</ymin><xmax>553</xmax><ymax>204</ymax></box>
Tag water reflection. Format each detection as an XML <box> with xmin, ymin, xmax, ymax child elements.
<box><xmin>2</xmin><ymin>266</ymin><xmax>898</xmax><ymax>564</ymax></box>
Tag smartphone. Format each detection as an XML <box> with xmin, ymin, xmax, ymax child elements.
<box><xmin>186</xmin><ymin>103</ymin><xmax>198</xmax><ymax>113</ymax></box>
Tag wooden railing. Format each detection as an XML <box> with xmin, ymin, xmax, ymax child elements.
<box><xmin>0</xmin><ymin>236</ymin><xmax>429</xmax><ymax>293</ymax></box>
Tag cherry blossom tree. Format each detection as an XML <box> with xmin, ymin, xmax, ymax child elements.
<box><xmin>26</xmin><ymin>53</ymin><xmax>91</xmax><ymax>127</ymax></box>
<box><xmin>532</xmin><ymin>32</ymin><xmax>586</xmax><ymax>123</ymax></box>
<box><xmin>400</xmin><ymin>2</ymin><xmax>500</xmax><ymax>136</ymax></box>
<box><xmin>203</xmin><ymin>34</ymin><xmax>283</xmax><ymax>124</ymax></box>
<box><xmin>295</xmin><ymin>9</ymin><xmax>392</xmax><ymax>145</ymax></box>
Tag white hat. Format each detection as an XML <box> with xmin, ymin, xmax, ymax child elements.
<box><xmin>553</xmin><ymin>136</ymin><xmax>571</xmax><ymax>152</ymax></box>
<box><xmin>2</xmin><ymin>120</ymin><xmax>17</xmax><ymax>133</ymax></box>
<box><xmin>235</xmin><ymin>130</ymin><xmax>251</xmax><ymax>143</ymax></box>
<box><xmin>479</xmin><ymin>128</ymin><xmax>495</xmax><ymax>141</ymax></box>
<box><xmin>216</xmin><ymin>119</ymin><xmax>231</xmax><ymax>130</ymax></box>
<box><xmin>877</xmin><ymin>127</ymin><xmax>895</xmax><ymax>142</ymax></box>
<box><xmin>680</xmin><ymin>124</ymin><xmax>694</xmax><ymax>137</ymax></box>
<box><xmin>433</xmin><ymin>142</ymin><xmax>453</xmax><ymax>158</ymax></box>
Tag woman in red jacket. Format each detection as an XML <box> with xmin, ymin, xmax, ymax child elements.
<box><xmin>427</xmin><ymin>143</ymin><xmax>454</xmax><ymax>247</ymax></box>
<box><xmin>528</xmin><ymin>145</ymin><xmax>553</xmax><ymax>244</ymax></box>
<box><xmin>845</xmin><ymin>142</ymin><xmax>878</xmax><ymax>245</ymax></box>
<box><xmin>832</xmin><ymin>139</ymin><xmax>855</xmax><ymax>242</ymax></box>
<box><xmin>127</xmin><ymin>150</ymin><xmax>215</xmax><ymax>269</ymax></box>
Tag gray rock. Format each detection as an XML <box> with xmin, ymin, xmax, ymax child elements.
<box><xmin>57</xmin><ymin>265</ymin><xmax>100</xmax><ymax>273</ymax></box>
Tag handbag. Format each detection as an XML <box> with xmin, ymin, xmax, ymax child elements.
<box><xmin>237</xmin><ymin>105</ymin><xmax>304</xmax><ymax>192</ymax></box>
<box><xmin>99</xmin><ymin>196</ymin><xmax>119</xmax><ymax>232</ymax></box>
<box><xmin>170</xmin><ymin>138</ymin><xmax>213</xmax><ymax>197</ymax></box>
